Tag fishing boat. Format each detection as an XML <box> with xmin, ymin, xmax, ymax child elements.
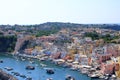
<box><xmin>4</xmin><ymin>67</ymin><xmax>13</xmax><ymax>71</ymax></box>
<box><xmin>29</xmin><ymin>61</ymin><xmax>35</xmax><ymax>64</ymax></box>
<box><xmin>89</xmin><ymin>74</ymin><xmax>99</xmax><ymax>78</ymax></box>
<box><xmin>39</xmin><ymin>58</ymin><xmax>45</xmax><ymax>61</ymax></box>
<box><xmin>70</xmin><ymin>67</ymin><xmax>77</xmax><ymax>71</ymax></box>
<box><xmin>46</xmin><ymin>78</ymin><xmax>53</xmax><ymax>80</ymax></box>
<box><xmin>21</xmin><ymin>57</ymin><xmax>26</xmax><ymax>61</ymax></box>
<box><xmin>26</xmin><ymin>65</ymin><xmax>35</xmax><ymax>70</ymax></box>
<box><xmin>40</xmin><ymin>63</ymin><xmax>47</xmax><ymax>67</ymax></box>
<box><xmin>11</xmin><ymin>72</ymin><xmax>20</xmax><ymax>76</ymax></box>
<box><xmin>46</xmin><ymin>68</ymin><xmax>54</xmax><ymax>74</ymax></box>
<box><xmin>26</xmin><ymin>77</ymin><xmax>32</xmax><ymax>80</ymax></box>
<box><xmin>0</xmin><ymin>60</ymin><xmax>3</xmax><ymax>63</ymax></box>
<box><xmin>65</xmin><ymin>75</ymin><xmax>75</xmax><ymax>80</ymax></box>
<box><xmin>20</xmin><ymin>74</ymin><xmax>26</xmax><ymax>78</ymax></box>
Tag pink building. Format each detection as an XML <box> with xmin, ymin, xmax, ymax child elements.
<box><xmin>96</xmin><ymin>46</ymin><xmax>120</xmax><ymax>63</ymax></box>
<box><xmin>100</xmin><ymin>63</ymin><xmax>115</xmax><ymax>74</ymax></box>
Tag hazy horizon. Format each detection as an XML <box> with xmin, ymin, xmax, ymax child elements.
<box><xmin>0</xmin><ymin>0</ymin><xmax>120</xmax><ymax>25</ymax></box>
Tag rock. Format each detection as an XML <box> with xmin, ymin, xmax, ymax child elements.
<box><xmin>0</xmin><ymin>69</ymin><xmax>18</xmax><ymax>80</ymax></box>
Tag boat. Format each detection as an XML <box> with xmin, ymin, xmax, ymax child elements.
<box><xmin>29</xmin><ymin>61</ymin><xmax>35</xmax><ymax>64</ymax></box>
<box><xmin>0</xmin><ymin>60</ymin><xmax>3</xmax><ymax>63</ymax></box>
<box><xmin>4</xmin><ymin>67</ymin><xmax>13</xmax><ymax>71</ymax></box>
<box><xmin>46</xmin><ymin>68</ymin><xmax>54</xmax><ymax>74</ymax></box>
<box><xmin>46</xmin><ymin>78</ymin><xmax>53</xmax><ymax>80</ymax></box>
<box><xmin>65</xmin><ymin>75</ymin><xmax>75</xmax><ymax>80</ymax></box>
<box><xmin>26</xmin><ymin>77</ymin><xmax>32</xmax><ymax>80</ymax></box>
<box><xmin>11</xmin><ymin>72</ymin><xmax>20</xmax><ymax>76</ymax></box>
<box><xmin>89</xmin><ymin>74</ymin><xmax>99</xmax><ymax>78</ymax></box>
<box><xmin>40</xmin><ymin>63</ymin><xmax>47</xmax><ymax>67</ymax></box>
<box><xmin>109</xmin><ymin>74</ymin><xmax>117</xmax><ymax>79</ymax></box>
<box><xmin>104</xmin><ymin>76</ymin><xmax>109</xmax><ymax>80</ymax></box>
<box><xmin>21</xmin><ymin>57</ymin><xmax>26</xmax><ymax>61</ymax></box>
<box><xmin>111</xmin><ymin>74</ymin><xmax>116</xmax><ymax>78</ymax></box>
<box><xmin>39</xmin><ymin>58</ymin><xmax>45</xmax><ymax>61</ymax></box>
<box><xmin>99</xmin><ymin>75</ymin><xmax>105</xmax><ymax>79</ymax></box>
<box><xmin>20</xmin><ymin>74</ymin><xmax>26</xmax><ymax>78</ymax></box>
<box><xmin>26</xmin><ymin>65</ymin><xmax>35</xmax><ymax>70</ymax></box>
<box><xmin>80</xmin><ymin>68</ymin><xmax>88</xmax><ymax>74</ymax></box>
<box><xmin>70</xmin><ymin>67</ymin><xmax>77</xmax><ymax>71</ymax></box>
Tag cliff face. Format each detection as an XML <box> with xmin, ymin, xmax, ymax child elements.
<box><xmin>0</xmin><ymin>35</ymin><xmax>17</xmax><ymax>52</ymax></box>
<box><xmin>0</xmin><ymin>69</ymin><xmax>18</xmax><ymax>80</ymax></box>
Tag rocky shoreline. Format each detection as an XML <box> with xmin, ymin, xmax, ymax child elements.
<box><xmin>0</xmin><ymin>69</ymin><xmax>18</xmax><ymax>80</ymax></box>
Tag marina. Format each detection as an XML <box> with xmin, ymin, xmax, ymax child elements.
<box><xmin>0</xmin><ymin>53</ymin><xmax>94</xmax><ymax>80</ymax></box>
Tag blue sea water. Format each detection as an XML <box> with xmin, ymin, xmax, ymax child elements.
<box><xmin>0</xmin><ymin>53</ymin><xmax>98</xmax><ymax>80</ymax></box>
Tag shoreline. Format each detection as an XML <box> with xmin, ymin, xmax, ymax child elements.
<box><xmin>7</xmin><ymin>53</ymin><xmax>117</xmax><ymax>80</ymax></box>
<box><xmin>0</xmin><ymin>68</ymin><xmax>18</xmax><ymax>80</ymax></box>
<box><xmin>12</xmin><ymin>53</ymin><xmax>99</xmax><ymax>79</ymax></box>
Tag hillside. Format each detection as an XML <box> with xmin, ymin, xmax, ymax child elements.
<box><xmin>0</xmin><ymin>22</ymin><xmax>120</xmax><ymax>30</ymax></box>
<box><xmin>0</xmin><ymin>35</ymin><xmax>17</xmax><ymax>52</ymax></box>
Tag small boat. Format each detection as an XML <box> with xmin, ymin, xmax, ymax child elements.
<box><xmin>46</xmin><ymin>78</ymin><xmax>53</xmax><ymax>80</ymax></box>
<box><xmin>81</xmin><ymin>70</ymin><xmax>88</xmax><ymax>74</ymax></box>
<box><xmin>65</xmin><ymin>75</ymin><xmax>75</xmax><ymax>80</ymax></box>
<box><xmin>39</xmin><ymin>58</ymin><xmax>45</xmax><ymax>61</ymax></box>
<box><xmin>111</xmin><ymin>74</ymin><xmax>116</xmax><ymax>78</ymax></box>
<box><xmin>46</xmin><ymin>68</ymin><xmax>54</xmax><ymax>74</ymax></box>
<box><xmin>70</xmin><ymin>67</ymin><xmax>77</xmax><ymax>71</ymax></box>
<box><xmin>21</xmin><ymin>57</ymin><xmax>26</xmax><ymax>61</ymax></box>
<box><xmin>0</xmin><ymin>60</ymin><xmax>3</xmax><ymax>63</ymax></box>
<box><xmin>26</xmin><ymin>77</ymin><xmax>32</xmax><ymax>80</ymax></box>
<box><xmin>110</xmin><ymin>74</ymin><xmax>117</xmax><ymax>79</ymax></box>
<box><xmin>89</xmin><ymin>74</ymin><xmax>99</xmax><ymax>78</ymax></box>
<box><xmin>99</xmin><ymin>75</ymin><xmax>105</xmax><ymax>79</ymax></box>
<box><xmin>40</xmin><ymin>63</ymin><xmax>47</xmax><ymax>67</ymax></box>
<box><xmin>26</xmin><ymin>65</ymin><xmax>35</xmax><ymax>70</ymax></box>
<box><xmin>104</xmin><ymin>76</ymin><xmax>109</xmax><ymax>80</ymax></box>
<box><xmin>4</xmin><ymin>67</ymin><xmax>13</xmax><ymax>71</ymax></box>
<box><xmin>11</xmin><ymin>72</ymin><xmax>20</xmax><ymax>76</ymax></box>
<box><xmin>29</xmin><ymin>61</ymin><xmax>35</xmax><ymax>64</ymax></box>
<box><xmin>20</xmin><ymin>74</ymin><xmax>26</xmax><ymax>78</ymax></box>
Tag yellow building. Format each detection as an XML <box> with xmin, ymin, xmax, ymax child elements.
<box><xmin>35</xmin><ymin>46</ymin><xmax>42</xmax><ymax>51</ymax></box>
<box><xmin>115</xmin><ymin>57</ymin><xmax>120</xmax><ymax>78</ymax></box>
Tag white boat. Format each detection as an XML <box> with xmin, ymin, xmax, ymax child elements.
<box><xmin>90</xmin><ymin>74</ymin><xmax>99</xmax><ymax>78</ymax></box>
<box><xmin>46</xmin><ymin>78</ymin><xmax>53</xmax><ymax>80</ymax></box>
<box><xmin>70</xmin><ymin>67</ymin><xmax>77</xmax><ymax>71</ymax></box>
<box><xmin>40</xmin><ymin>63</ymin><xmax>47</xmax><ymax>67</ymax></box>
<box><xmin>4</xmin><ymin>67</ymin><xmax>13</xmax><ymax>71</ymax></box>
<box><xmin>65</xmin><ymin>75</ymin><xmax>75</xmax><ymax>80</ymax></box>
<box><xmin>99</xmin><ymin>75</ymin><xmax>105</xmax><ymax>79</ymax></box>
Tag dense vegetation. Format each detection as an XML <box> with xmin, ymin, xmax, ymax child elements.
<box><xmin>36</xmin><ymin>30</ymin><xmax>58</xmax><ymax>37</ymax></box>
<box><xmin>85</xmin><ymin>32</ymin><xmax>120</xmax><ymax>43</ymax></box>
<box><xmin>102</xmin><ymin>24</ymin><xmax>120</xmax><ymax>31</ymax></box>
<box><xmin>0</xmin><ymin>35</ymin><xmax>17</xmax><ymax>52</ymax></box>
<box><xmin>0</xmin><ymin>22</ymin><xmax>120</xmax><ymax>31</ymax></box>
<box><xmin>85</xmin><ymin>32</ymin><xmax>99</xmax><ymax>40</ymax></box>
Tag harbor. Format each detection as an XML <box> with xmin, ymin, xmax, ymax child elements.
<box><xmin>0</xmin><ymin>53</ymin><xmax>93</xmax><ymax>80</ymax></box>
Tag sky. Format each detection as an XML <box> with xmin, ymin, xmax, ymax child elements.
<box><xmin>0</xmin><ymin>0</ymin><xmax>120</xmax><ymax>25</ymax></box>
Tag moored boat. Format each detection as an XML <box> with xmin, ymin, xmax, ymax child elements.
<box><xmin>46</xmin><ymin>78</ymin><xmax>53</xmax><ymax>80</ymax></box>
<box><xmin>46</xmin><ymin>68</ymin><xmax>54</xmax><ymax>74</ymax></box>
<box><xmin>65</xmin><ymin>75</ymin><xmax>75</xmax><ymax>80</ymax></box>
<box><xmin>26</xmin><ymin>65</ymin><xmax>35</xmax><ymax>70</ymax></box>
<box><xmin>0</xmin><ymin>60</ymin><xmax>3</xmax><ymax>63</ymax></box>
<box><xmin>4</xmin><ymin>67</ymin><xmax>13</xmax><ymax>71</ymax></box>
